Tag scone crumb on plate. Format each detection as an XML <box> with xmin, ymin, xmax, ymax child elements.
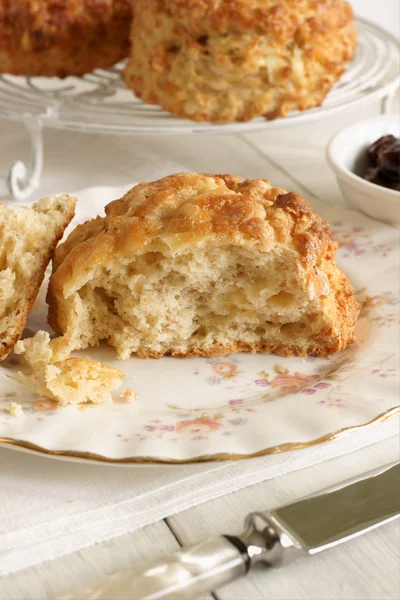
<box><xmin>14</xmin><ymin>331</ymin><xmax>53</xmax><ymax>370</ymax></box>
<box><xmin>18</xmin><ymin>358</ymin><xmax>125</xmax><ymax>406</ymax></box>
<box><xmin>14</xmin><ymin>330</ymin><xmax>75</xmax><ymax>369</ymax></box>
<box><xmin>15</xmin><ymin>330</ymin><xmax>127</xmax><ymax>406</ymax></box>
<box><xmin>120</xmin><ymin>388</ymin><xmax>137</xmax><ymax>403</ymax></box>
<box><xmin>8</xmin><ymin>402</ymin><xmax>23</xmax><ymax>417</ymax></box>
<box><xmin>273</xmin><ymin>364</ymin><xmax>289</xmax><ymax>375</ymax></box>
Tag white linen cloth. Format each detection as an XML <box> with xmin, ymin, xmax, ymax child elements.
<box><xmin>0</xmin><ymin>416</ymin><xmax>398</xmax><ymax>576</ymax></box>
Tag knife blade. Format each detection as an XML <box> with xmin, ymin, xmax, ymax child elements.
<box><xmin>61</xmin><ymin>462</ymin><xmax>399</xmax><ymax>600</ymax></box>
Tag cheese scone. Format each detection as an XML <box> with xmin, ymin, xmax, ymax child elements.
<box><xmin>0</xmin><ymin>196</ymin><xmax>76</xmax><ymax>361</ymax></box>
<box><xmin>0</xmin><ymin>0</ymin><xmax>132</xmax><ymax>77</ymax></box>
<box><xmin>48</xmin><ymin>173</ymin><xmax>359</xmax><ymax>359</ymax></box>
<box><xmin>124</xmin><ymin>0</ymin><xmax>357</xmax><ymax>123</ymax></box>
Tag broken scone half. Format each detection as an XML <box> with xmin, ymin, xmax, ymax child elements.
<box><xmin>0</xmin><ymin>196</ymin><xmax>76</xmax><ymax>360</ymax></box>
<box><xmin>48</xmin><ymin>173</ymin><xmax>360</xmax><ymax>359</ymax></box>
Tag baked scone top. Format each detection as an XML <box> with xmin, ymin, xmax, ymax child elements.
<box><xmin>137</xmin><ymin>0</ymin><xmax>354</xmax><ymax>38</ymax></box>
<box><xmin>0</xmin><ymin>0</ymin><xmax>132</xmax><ymax>76</ymax></box>
<box><xmin>0</xmin><ymin>0</ymin><xmax>131</xmax><ymax>44</ymax></box>
<box><xmin>52</xmin><ymin>173</ymin><xmax>334</xmax><ymax>296</ymax></box>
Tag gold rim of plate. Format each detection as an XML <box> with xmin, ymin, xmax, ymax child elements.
<box><xmin>0</xmin><ymin>405</ymin><xmax>398</xmax><ymax>465</ymax></box>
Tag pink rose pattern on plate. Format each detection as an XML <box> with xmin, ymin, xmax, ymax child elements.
<box><xmin>331</xmin><ymin>223</ymin><xmax>393</xmax><ymax>258</ymax></box>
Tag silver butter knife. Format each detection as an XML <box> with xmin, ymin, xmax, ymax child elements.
<box><xmin>63</xmin><ymin>462</ymin><xmax>399</xmax><ymax>600</ymax></box>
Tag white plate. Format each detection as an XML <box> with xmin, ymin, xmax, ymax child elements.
<box><xmin>0</xmin><ymin>185</ymin><xmax>399</xmax><ymax>463</ymax></box>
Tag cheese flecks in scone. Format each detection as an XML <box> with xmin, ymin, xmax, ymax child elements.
<box><xmin>47</xmin><ymin>173</ymin><xmax>360</xmax><ymax>360</ymax></box>
<box><xmin>0</xmin><ymin>0</ymin><xmax>132</xmax><ymax>77</ymax></box>
<box><xmin>0</xmin><ymin>195</ymin><xmax>76</xmax><ymax>361</ymax></box>
<box><xmin>15</xmin><ymin>331</ymin><xmax>125</xmax><ymax>406</ymax></box>
<box><xmin>124</xmin><ymin>0</ymin><xmax>357</xmax><ymax>123</ymax></box>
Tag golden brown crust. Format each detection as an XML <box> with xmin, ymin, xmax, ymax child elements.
<box><xmin>124</xmin><ymin>0</ymin><xmax>357</xmax><ymax>122</ymax></box>
<box><xmin>50</xmin><ymin>174</ymin><xmax>333</xmax><ymax>296</ymax></box>
<box><xmin>0</xmin><ymin>197</ymin><xmax>76</xmax><ymax>361</ymax></box>
<box><xmin>48</xmin><ymin>173</ymin><xmax>360</xmax><ymax>359</ymax></box>
<box><xmin>161</xmin><ymin>0</ymin><xmax>351</xmax><ymax>37</ymax></box>
<box><xmin>0</xmin><ymin>0</ymin><xmax>132</xmax><ymax>77</ymax></box>
<box><xmin>0</xmin><ymin>268</ymin><xmax>48</xmax><ymax>360</ymax></box>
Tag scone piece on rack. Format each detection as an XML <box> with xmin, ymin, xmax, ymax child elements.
<box><xmin>124</xmin><ymin>0</ymin><xmax>357</xmax><ymax>122</ymax></box>
<box><xmin>0</xmin><ymin>196</ymin><xmax>76</xmax><ymax>361</ymax></box>
<box><xmin>0</xmin><ymin>0</ymin><xmax>132</xmax><ymax>77</ymax></box>
<box><xmin>47</xmin><ymin>173</ymin><xmax>359</xmax><ymax>359</ymax></box>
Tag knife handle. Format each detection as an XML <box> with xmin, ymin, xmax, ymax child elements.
<box><xmin>60</xmin><ymin>514</ymin><xmax>285</xmax><ymax>600</ymax></box>
<box><xmin>61</xmin><ymin>536</ymin><xmax>248</xmax><ymax>600</ymax></box>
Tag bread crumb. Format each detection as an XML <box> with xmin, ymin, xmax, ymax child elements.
<box><xmin>20</xmin><ymin>358</ymin><xmax>125</xmax><ymax>406</ymax></box>
<box><xmin>120</xmin><ymin>389</ymin><xmax>137</xmax><ymax>403</ymax></box>
<box><xmin>14</xmin><ymin>340</ymin><xmax>25</xmax><ymax>355</ymax></box>
<box><xmin>14</xmin><ymin>331</ymin><xmax>53</xmax><ymax>370</ymax></box>
<box><xmin>274</xmin><ymin>364</ymin><xmax>289</xmax><ymax>374</ymax></box>
<box><xmin>8</xmin><ymin>402</ymin><xmax>23</xmax><ymax>417</ymax></box>
<box><xmin>15</xmin><ymin>330</ymin><xmax>127</xmax><ymax>406</ymax></box>
<box><xmin>14</xmin><ymin>329</ymin><xmax>75</xmax><ymax>370</ymax></box>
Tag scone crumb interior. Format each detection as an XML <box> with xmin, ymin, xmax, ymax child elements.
<box><xmin>15</xmin><ymin>331</ymin><xmax>126</xmax><ymax>406</ymax></box>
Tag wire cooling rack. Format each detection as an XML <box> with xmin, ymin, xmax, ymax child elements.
<box><xmin>0</xmin><ymin>17</ymin><xmax>399</xmax><ymax>201</ymax></box>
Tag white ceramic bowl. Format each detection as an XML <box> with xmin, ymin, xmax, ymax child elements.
<box><xmin>327</xmin><ymin>115</ymin><xmax>400</xmax><ymax>225</ymax></box>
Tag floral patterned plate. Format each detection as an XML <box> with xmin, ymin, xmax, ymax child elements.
<box><xmin>0</xmin><ymin>185</ymin><xmax>399</xmax><ymax>463</ymax></box>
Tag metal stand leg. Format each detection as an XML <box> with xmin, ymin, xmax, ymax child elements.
<box><xmin>381</xmin><ymin>95</ymin><xmax>391</xmax><ymax>114</ymax></box>
<box><xmin>6</xmin><ymin>119</ymin><xmax>43</xmax><ymax>202</ymax></box>
<box><xmin>380</xmin><ymin>86</ymin><xmax>397</xmax><ymax>115</ymax></box>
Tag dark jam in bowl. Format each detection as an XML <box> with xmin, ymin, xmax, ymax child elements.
<box><xmin>363</xmin><ymin>135</ymin><xmax>400</xmax><ymax>191</ymax></box>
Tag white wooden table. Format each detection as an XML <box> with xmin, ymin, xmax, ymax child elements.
<box><xmin>1</xmin><ymin>2</ymin><xmax>399</xmax><ymax>596</ymax></box>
